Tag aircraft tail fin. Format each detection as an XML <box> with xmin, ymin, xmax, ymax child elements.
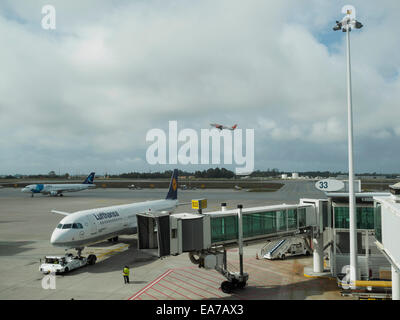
<box><xmin>83</xmin><ymin>172</ymin><xmax>95</xmax><ymax>184</ymax></box>
<box><xmin>231</xmin><ymin>124</ymin><xmax>238</xmax><ymax>130</ymax></box>
<box><xmin>166</xmin><ymin>169</ymin><xmax>178</xmax><ymax>200</ymax></box>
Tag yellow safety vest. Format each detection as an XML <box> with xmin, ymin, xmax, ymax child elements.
<box><xmin>123</xmin><ymin>268</ymin><xmax>129</xmax><ymax>276</ymax></box>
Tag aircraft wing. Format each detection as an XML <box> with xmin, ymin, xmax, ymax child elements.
<box><xmin>51</xmin><ymin>210</ymin><xmax>71</xmax><ymax>216</ymax></box>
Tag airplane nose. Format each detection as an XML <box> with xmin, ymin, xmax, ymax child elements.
<box><xmin>50</xmin><ymin>229</ymin><xmax>63</xmax><ymax>245</ymax></box>
<box><xmin>51</xmin><ymin>229</ymin><xmax>73</xmax><ymax>246</ymax></box>
<box><xmin>50</xmin><ymin>231</ymin><xmax>58</xmax><ymax>244</ymax></box>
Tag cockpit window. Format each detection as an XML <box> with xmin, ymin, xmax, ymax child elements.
<box><xmin>62</xmin><ymin>224</ymin><xmax>72</xmax><ymax>229</ymax></box>
<box><xmin>57</xmin><ymin>224</ymin><xmax>63</xmax><ymax>229</ymax></box>
<box><xmin>72</xmin><ymin>223</ymin><xmax>83</xmax><ymax>229</ymax></box>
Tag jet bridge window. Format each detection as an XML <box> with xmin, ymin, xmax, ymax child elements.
<box><xmin>243</xmin><ymin>211</ymin><xmax>277</xmax><ymax>238</ymax></box>
<box><xmin>276</xmin><ymin>210</ymin><xmax>287</xmax><ymax>231</ymax></box>
<box><xmin>287</xmin><ymin>209</ymin><xmax>297</xmax><ymax>230</ymax></box>
<box><xmin>298</xmin><ymin>208</ymin><xmax>306</xmax><ymax>228</ymax></box>
<box><xmin>211</xmin><ymin>216</ymin><xmax>238</xmax><ymax>243</ymax></box>
<box><xmin>62</xmin><ymin>224</ymin><xmax>72</xmax><ymax>229</ymax></box>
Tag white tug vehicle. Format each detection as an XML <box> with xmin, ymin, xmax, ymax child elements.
<box><xmin>39</xmin><ymin>253</ymin><xmax>97</xmax><ymax>274</ymax></box>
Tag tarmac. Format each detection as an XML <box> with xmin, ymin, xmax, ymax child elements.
<box><xmin>0</xmin><ymin>181</ymin><xmax>352</xmax><ymax>300</ymax></box>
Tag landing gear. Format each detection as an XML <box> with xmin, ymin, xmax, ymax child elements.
<box><xmin>87</xmin><ymin>254</ymin><xmax>97</xmax><ymax>265</ymax></box>
<box><xmin>59</xmin><ymin>194</ymin><xmax>63</xmax><ymax>197</ymax></box>
<box><xmin>31</xmin><ymin>193</ymin><xmax>34</xmax><ymax>198</ymax></box>
<box><xmin>71</xmin><ymin>248</ymin><xmax>96</xmax><ymax>265</ymax></box>
<box><xmin>76</xmin><ymin>247</ymin><xmax>84</xmax><ymax>257</ymax></box>
<box><xmin>108</xmin><ymin>236</ymin><xmax>119</xmax><ymax>242</ymax></box>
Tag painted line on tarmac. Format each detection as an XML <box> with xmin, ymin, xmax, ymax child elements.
<box><xmin>162</xmin><ymin>277</ymin><xmax>209</xmax><ymax>299</ymax></box>
<box><xmin>128</xmin><ymin>269</ymin><xmax>173</xmax><ymax>300</ymax></box>
<box><xmin>156</xmin><ymin>281</ymin><xmax>193</xmax><ymax>300</ymax></box>
<box><xmin>167</xmin><ymin>273</ymin><xmax>223</xmax><ymax>298</ymax></box>
<box><xmin>96</xmin><ymin>244</ymin><xmax>129</xmax><ymax>260</ymax></box>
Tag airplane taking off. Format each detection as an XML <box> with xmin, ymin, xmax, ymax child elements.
<box><xmin>50</xmin><ymin>169</ymin><xmax>179</xmax><ymax>257</ymax></box>
<box><xmin>21</xmin><ymin>172</ymin><xmax>96</xmax><ymax>197</ymax></box>
<box><xmin>210</xmin><ymin>123</ymin><xmax>237</xmax><ymax>131</ymax></box>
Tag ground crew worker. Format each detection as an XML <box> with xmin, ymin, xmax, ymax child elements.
<box><xmin>123</xmin><ymin>265</ymin><xmax>130</xmax><ymax>284</ymax></box>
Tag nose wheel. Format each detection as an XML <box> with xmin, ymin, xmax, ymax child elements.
<box><xmin>87</xmin><ymin>254</ymin><xmax>97</xmax><ymax>265</ymax></box>
<box><xmin>76</xmin><ymin>247</ymin><xmax>84</xmax><ymax>257</ymax></box>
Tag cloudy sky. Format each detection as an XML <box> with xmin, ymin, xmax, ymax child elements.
<box><xmin>0</xmin><ymin>0</ymin><xmax>399</xmax><ymax>175</ymax></box>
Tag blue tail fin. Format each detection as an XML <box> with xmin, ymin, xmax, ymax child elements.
<box><xmin>166</xmin><ymin>169</ymin><xmax>178</xmax><ymax>200</ymax></box>
<box><xmin>83</xmin><ymin>172</ymin><xmax>95</xmax><ymax>184</ymax></box>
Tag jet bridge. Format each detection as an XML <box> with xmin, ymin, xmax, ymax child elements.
<box><xmin>137</xmin><ymin>200</ymin><xmax>323</xmax><ymax>293</ymax></box>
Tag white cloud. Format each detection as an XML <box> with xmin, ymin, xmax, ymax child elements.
<box><xmin>0</xmin><ymin>0</ymin><xmax>399</xmax><ymax>174</ymax></box>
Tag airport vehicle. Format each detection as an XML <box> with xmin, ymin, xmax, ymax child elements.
<box><xmin>39</xmin><ymin>253</ymin><xmax>96</xmax><ymax>274</ymax></box>
<box><xmin>210</xmin><ymin>123</ymin><xmax>238</xmax><ymax>131</ymax></box>
<box><xmin>180</xmin><ymin>184</ymin><xmax>196</xmax><ymax>190</ymax></box>
<box><xmin>128</xmin><ymin>184</ymin><xmax>142</xmax><ymax>190</ymax></box>
<box><xmin>21</xmin><ymin>172</ymin><xmax>96</xmax><ymax>197</ymax></box>
<box><xmin>50</xmin><ymin>170</ymin><xmax>179</xmax><ymax>257</ymax></box>
<box><xmin>262</xmin><ymin>237</ymin><xmax>311</xmax><ymax>260</ymax></box>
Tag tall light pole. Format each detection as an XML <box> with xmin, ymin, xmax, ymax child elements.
<box><xmin>333</xmin><ymin>5</ymin><xmax>363</xmax><ymax>288</ymax></box>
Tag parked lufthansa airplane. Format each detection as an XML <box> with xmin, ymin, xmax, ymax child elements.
<box><xmin>21</xmin><ymin>172</ymin><xmax>96</xmax><ymax>197</ymax></box>
<box><xmin>50</xmin><ymin>169</ymin><xmax>179</xmax><ymax>257</ymax></box>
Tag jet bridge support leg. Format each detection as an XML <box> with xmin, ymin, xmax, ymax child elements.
<box><xmin>211</xmin><ymin>204</ymin><xmax>249</xmax><ymax>294</ymax></box>
<box><xmin>238</xmin><ymin>205</ymin><xmax>244</xmax><ymax>278</ymax></box>
<box><xmin>191</xmin><ymin>249</ymin><xmax>248</xmax><ymax>294</ymax></box>
<box><xmin>313</xmin><ymin>232</ymin><xmax>324</xmax><ymax>273</ymax></box>
<box><xmin>215</xmin><ymin>249</ymin><xmax>248</xmax><ymax>294</ymax></box>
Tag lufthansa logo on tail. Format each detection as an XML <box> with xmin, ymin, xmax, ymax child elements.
<box><xmin>172</xmin><ymin>178</ymin><xmax>177</xmax><ymax>191</ymax></box>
